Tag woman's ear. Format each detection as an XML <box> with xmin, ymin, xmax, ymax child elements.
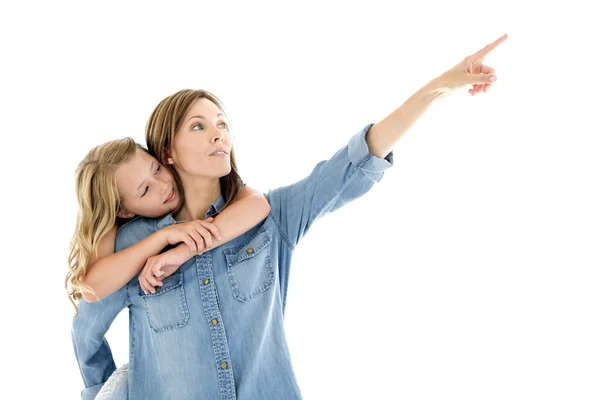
<box><xmin>163</xmin><ymin>150</ymin><xmax>174</xmax><ymax>165</ymax></box>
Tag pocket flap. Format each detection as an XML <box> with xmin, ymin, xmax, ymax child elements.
<box><xmin>227</xmin><ymin>227</ymin><xmax>272</xmax><ymax>264</ymax></box>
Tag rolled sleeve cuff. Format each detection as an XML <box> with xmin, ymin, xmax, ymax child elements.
<box><xmin>81</xmin><ymin>383</ymin><xmax>103</xmax><ymax>400</ymax></box>
<box><xmin>348</xmin><ymin>123</ymin><xmax>394</xmax><ymax>182</ymax></box>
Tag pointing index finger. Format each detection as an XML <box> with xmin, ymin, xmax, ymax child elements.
<box><xmin>473</xmin><ymin>33</ymin><xmax>508</xmax><ymax>58</ymax></box>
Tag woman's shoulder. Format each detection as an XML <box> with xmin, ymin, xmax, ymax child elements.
<box><xmin>115</xmin><ymin>216</ymin><xmax>160</xmax><ymax>250</ymax></box>
<box><xmin>118</xmin><ymin>215</ymin><xmax>157</xmax><ymax>231</ymax></box>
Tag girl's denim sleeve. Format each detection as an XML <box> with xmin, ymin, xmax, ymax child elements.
<box><xmin>71</xmin><ymin>287</ymin><xmax>129</xmax><ymax>400</ymax></box>
<box><xmin>266</xmin><ymin>123</ymin><xmax>393</xmax><ymax>249</ymax></box>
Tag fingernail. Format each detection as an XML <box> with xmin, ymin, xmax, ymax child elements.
<box><xmin>490</xmin><ymin>75</ymin><xmax>497</xmax><ymax>82</ymax></box>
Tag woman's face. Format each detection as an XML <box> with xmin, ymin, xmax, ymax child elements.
<box><xmin>170</xmin><ymin>97</ymin><xmax>233</xmax><ymax>181</ymax></box>
<box><xmin>115</xmin><ymin>149</ymin><xmax>181</xmax><ymax>218</ymax></box>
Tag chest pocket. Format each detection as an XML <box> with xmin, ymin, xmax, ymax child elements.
<box><xmin>223</xmin><ymin>227</ymin><xmax>274</xmax><ymax>302</ymax></box>
<box><xmin>139</xmin><ymin>269</ymin><xmax>189</xmax><ymax>333</ymax></box>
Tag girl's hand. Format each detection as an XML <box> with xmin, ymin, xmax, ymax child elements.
<box><xmin>162</xmin><ymin>217</ymin><xmax>222</xmax><ymax>254</ymax></box>
<box><xmin>139</xmin><ymin>244</ymin><xmax>192</xmax><ymax>294</ymax></box>
<box><xmin>433</xmin><ymin>33</ymin><xmax>508</xmax><ymax>96</ymax></box>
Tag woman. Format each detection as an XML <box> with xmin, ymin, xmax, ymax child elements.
<box><xmin>73</xmin><ymin>34</ymin><xmax>507</xmax><ymax>399</ymax></box>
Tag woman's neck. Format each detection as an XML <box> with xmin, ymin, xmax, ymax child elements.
<box><xmin>174</xmin><ymin>178</ymin><xmax>221</xmax><ymax>221</ymax></box>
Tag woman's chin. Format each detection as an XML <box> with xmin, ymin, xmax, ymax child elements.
<box><xmin>217</xmin><ymin>165</ymin><xmax>233</xmax><ymax>177</ymax></box>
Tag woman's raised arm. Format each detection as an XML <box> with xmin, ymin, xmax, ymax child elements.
<box><xmin>366</xmin><ymin>34</ymin><xmax>508</xmax><ymax>158</ymax></box>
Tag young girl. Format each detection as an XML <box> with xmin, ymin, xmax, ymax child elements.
<box><xmin>73</xmin><ymin>34</ymin><xmax>507</xmax><ymax>399</ymax></box>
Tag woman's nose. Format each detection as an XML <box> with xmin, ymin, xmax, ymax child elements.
<box><xmin>212</xmin><ymin>130</ymin><xmax>224</xmax><ymax>143</ymax></box>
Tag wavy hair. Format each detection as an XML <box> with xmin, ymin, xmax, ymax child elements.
<box><xmin>66</xmin><ymin>138</ymin><xmax>144</xmax><ymax>317</ymax></box>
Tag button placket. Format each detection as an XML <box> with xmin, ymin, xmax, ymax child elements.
<box><xmin>196</xmin><ymin>253</ymin><xmax>236</xmax><ymax>399</ymax></box>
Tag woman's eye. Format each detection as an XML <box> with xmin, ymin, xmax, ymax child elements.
<box><xmin>141</xmin><ymin>186</ymin><xmax>149</xmax><ymax>197</ymax></box>
<box><xmin>191</xmin><ymin>124</ymin><xmax>203</xmax><ymax>131</ymax></box>
<box><xmin>219</xmin><ymin>121</ymin><xmax>228</xmax><ymax>129</ymax></box>
<box><xmin>155</xmin><ymin>165</ymin><xmax>161</xmax><ymax>175</ymax></box>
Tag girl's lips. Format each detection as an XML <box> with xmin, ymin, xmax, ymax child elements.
<box><xmin>165</xmin><ymin>188</ymin><xmax>175</xmax><ymax>203</ymax></box>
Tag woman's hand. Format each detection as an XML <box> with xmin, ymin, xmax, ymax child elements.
<box><xmin>432</xmin><ymin>33</ymin><xmax>508</xmax><ymax>97</ymax></box>
<box><xmin>162</xmin><ymin>217</ymin><xmax>222</xmax><ymax>254</ymax></box>
<box><xmin>139</xmin><ymin>244</ymin><xmax>193</xmax><ymax>294</ymax></box>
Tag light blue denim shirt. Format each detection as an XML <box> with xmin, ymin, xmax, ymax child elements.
<box><xmin>72</xmin><ymin>123</ymin><xmax>394</xmax><ymax>400</ymax></box>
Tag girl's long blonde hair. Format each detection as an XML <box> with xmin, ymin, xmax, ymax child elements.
<box><xmin>145</xmin><ymin>89</ymin><xmax>245</xmax><ymax>216</ymax></box>
<box><xmin>66</xmin><ymin>138</ymin><xmax>142</xmax><ymax>317</ymax></box>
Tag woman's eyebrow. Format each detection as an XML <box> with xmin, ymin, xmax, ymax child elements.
<box><xmin>185</xmin><ymin>113</ymin><xmax>225</xmax><ymax>124</ymax></box>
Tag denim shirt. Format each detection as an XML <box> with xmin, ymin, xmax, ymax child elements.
<box><xmin>72</xmin><ymin>123</ymin><xmax>394</xmax><ymax>400</ymax></box>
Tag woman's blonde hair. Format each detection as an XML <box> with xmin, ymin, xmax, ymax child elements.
<box><xmin>66</xmin><ymin>138</ymin><xmax>143</xmax><ymax>317</ymax></box>
<box><xmin>145</xmin><ymin>89</ymin><xmax>244</xmax><ymax>217</ymax></box>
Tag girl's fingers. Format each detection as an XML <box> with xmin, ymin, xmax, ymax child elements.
<box><xmin>146</xmin><ymin>271</ymin><xmax>161</xmax><ymax>287</ymax></box>
<box><xmin>152</xmin><ymin>265</ymin><xmax>164</xmax><ymax>279</ymax></box>
<box><xmin>140</xmin><ymin>276</ymin><xmax>152</xmax><ymax>294</ymax></box>
<box><xmin>182</xmin><ymin>235</ymin><xmax>197</xmax><ymax>254</ymax></box>
<box><xmin>198</xmin><ymin>228</ymin><xmax>213</xmax><ymax>249</ymax></box>
<box><xmin>189</xmin><ymin>231</ymin><xmax>205</xmax><ymax>253</ymax></box>
<box><xmin>199</xmin><ymin>220</ymin><xmax>221</xmax><ymax>241</ymax></box>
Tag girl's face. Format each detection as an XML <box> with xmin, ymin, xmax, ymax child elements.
<box><xmin>115</xmin><ymin>149</ymin><xmax>181</xmax><ymax>218</ymax></box>
<box><xmin>170</xmin><ymin>97</ymin><xmax>233</xmax><ymax>181</ymax></box>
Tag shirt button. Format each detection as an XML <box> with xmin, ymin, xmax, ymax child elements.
<box><xmin>211</xmin><ymin>319</ymin><xmax>218</xmax><ymax>326</ymax></box>
<box><xmin>220</xmin><ymin>362</ymin><xmax>228</xmax><ymax>369</ymax></box>
<box><xmin>203</xmin><ymin>279</ymin><xmax>210</xmax><ymax>285</ymax></box>
<box><xmin>246</xmin><ymin>248</ymin><xmax>254</xmax><ymax>254</ymax></box>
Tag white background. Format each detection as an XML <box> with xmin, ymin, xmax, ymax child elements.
<box><xmin>1</xmin><ymin>1</ymin><xmax>599</xmax><ymax>399</ymax></box>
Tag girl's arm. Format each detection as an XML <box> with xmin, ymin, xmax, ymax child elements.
<box><xmin>81</xmin><ymin>225</ymin><xmax>172</xmax><ymax>302</ymax></box>
<box><xmin>138</xmin><ymin>187</ymin><xmax>271</xmax><ymax>294</ymax></box>
<box><xmin>207</xmin><ymin>185</ymin><xmax>271</xmax><ymax>248</ymax></box>
<box><xmin>82</xmin><ymin>185</ymin><xmax>271</xmax><ymax>302</ymax></box>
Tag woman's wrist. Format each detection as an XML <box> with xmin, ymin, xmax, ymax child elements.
<box><xmin>418</xmin><ymin>76</ymin><xmax>452</xmax><ymax>102</ymax></box>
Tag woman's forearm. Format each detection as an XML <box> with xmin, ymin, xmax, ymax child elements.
<box><xmin>366</xmin><ymin>78</ymin><xmax>444</xmax><ymax>158</ymax></box>
<box><xmin>366</xmin><ymin>33</ymin><xmax>508</xmax><ymax>158</ymax></box>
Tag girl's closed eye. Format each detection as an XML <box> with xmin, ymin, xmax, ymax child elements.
<box><xmin>155</xmin><ymin>165</ymin><xmax>161</xmax><ymax>175</ymax></box>
<box><xmin>141</xmin><ymin>186</ymin><xmax>149</xmax><ymax>197</ymax></box>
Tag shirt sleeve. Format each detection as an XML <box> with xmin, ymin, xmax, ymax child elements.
<box><xmin>266</xmin><ymin>123</ymin><xmax>393</xmax><ymax>249</ymax></box>
<box><xmin>71</xmin><ymin>286</ymin><xmax>129</xmax><ymax>400</ymax></box>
